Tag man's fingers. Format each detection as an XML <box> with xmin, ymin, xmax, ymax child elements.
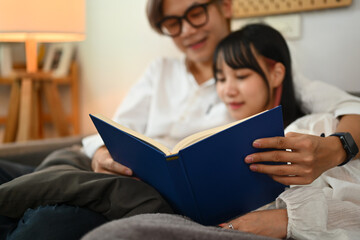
<box><xmin>249</xmin><ymin>163</ymin><xmax>302</xmax><ymax>177</ymax></box>
<box><xmin>249</xmin><ymin>163</ymin><xmax>317</xmax><ymax>185</ymax></box>
<box><xmin>249</xmin><ymin>164</ymin><xmax>303</xmax><ymax>185</ymax></box>
<box><xmin>253</xmin><ymin>137</ymin><xmax>291</xmax><ymax>150</ymax></box>
<box><xmin>252</xmin><ymin>133</ymin><xmax>303</xmax><ymax>150</ymax></box>
<box><xmin>247</xmin><ymin>132</ymin><xmax>327</xmax><ymax>185</ymax></box>
<box><xmin>101</xmin><ymin>157</ymin><xmax>133</xmax><ymax>176</ymax></box>
<box><xmin>245</xmin><ymin>150</ymin><xmax>299</xmax><ymax>164</ymax></box>
<box><xmin>96</xmin><ymin>169</ymin><xmax>118</xmax><ymax>175</ymax></box>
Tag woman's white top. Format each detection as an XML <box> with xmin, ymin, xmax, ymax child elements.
<box><xmin>279</xmin><ymin>114</ymin><xmax>360</xmax><ymax>239</ymax></box>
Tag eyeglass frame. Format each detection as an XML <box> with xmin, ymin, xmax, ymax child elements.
<box><xmin>156</xmin><ymin>0</ymin><xmax>218</xmax><ymax>38</ymax></box>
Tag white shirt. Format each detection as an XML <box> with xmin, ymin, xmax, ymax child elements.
<box><xmin>82</xmin><ymin>57</ymin><xmax>360</xmax><ymax>158</ymax></box>
<box><xmin>278</xmin><ymin>114</ymin><xmax>360</xmax><ymax>240</ymax></box>
<box><xmin>82</xmin><ymin>57</ymin><xmax>233</xmax><ymax>157</ymax></box>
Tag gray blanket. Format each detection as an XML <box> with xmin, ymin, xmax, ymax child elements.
<box><xmin>82</xmin><ymin>213</ymin><xmax>277</xmax><ymax>240</ymax></box>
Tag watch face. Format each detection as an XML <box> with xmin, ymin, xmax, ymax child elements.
<box><xmin>343</xmin><ymin>133</ymin><xmax>359</xmax><ymax>156</ymax></box>
<box><xmin>340</xmin><ymin>136</ymin><xmax>352</xmax><ymax>155</ymax></box>
<box><xmin>335</xmin><ymin>132</ymin><xmax>359</xmax><ymax>157</ymax></box>
<box><xmin>331</xmin><ymin>132</ymin><xmax>359</xmax><ymax>166</ymax></box>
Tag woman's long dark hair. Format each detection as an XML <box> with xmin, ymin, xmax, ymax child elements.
<box><xmin>213</xmin><ymin>23</ymin><xmax>304</xmax><ymax>126</ymax></box>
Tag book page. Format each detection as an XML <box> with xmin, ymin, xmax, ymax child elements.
<box><xmin>93</xmin><ymin>114</ymin><xmax>172</xmax><ymax>155</ymax></box>
<box><xmin>171</xmin><ymin>110</ymin><xmax>266</xmax><ymax>153</ymax></box>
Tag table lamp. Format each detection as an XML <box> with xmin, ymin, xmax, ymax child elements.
<box><xmin>0</xmin><ymin>0</ymin><xmax>85</xmax><ymax>141</ymax></box>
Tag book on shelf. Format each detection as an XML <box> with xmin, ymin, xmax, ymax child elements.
<box><xmin>90</xmin><ymin>105</ymin><xmax>286</xmax><ymax>225</ymax></box>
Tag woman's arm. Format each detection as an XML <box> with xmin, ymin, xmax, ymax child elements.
<box><xmin>222</xmin><ymin>162</ymin><xmax>360</xmax><ymax>239</ymax></box>
<box><xmin>220</xmin><ymin>209</ymin><xmax>288</xmax><ymax>239</ymax></box>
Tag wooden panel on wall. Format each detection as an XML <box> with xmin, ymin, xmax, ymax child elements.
<box><xmin>232</xmin><ymin>0</ymin><xmax>353</xmax><ymax>18</ymax></box>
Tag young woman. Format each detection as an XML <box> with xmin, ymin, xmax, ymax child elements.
<box><xmin>213</xmin><ymin>23</ymin><xmax>302</xmax><ymax>126</ymax></box>
<box><xmin>213</xmin><ymin>23</ymin><xmax>360</xmax><ymax>239</ymax></box>
<box><xmin>82</xmin><ymin>23</ymin><xmax>360</xmax><ymax>240</ymax></box>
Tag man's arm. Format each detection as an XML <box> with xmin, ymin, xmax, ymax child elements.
<box><xmin>246</xmin><ymin>68</ymin><xmax>360</xmax><ymax>185</ymax></box>
<box><xmin>245</xmin><ymin>114</ymin><xmax>360</xmax><ymax>185</ymax></box>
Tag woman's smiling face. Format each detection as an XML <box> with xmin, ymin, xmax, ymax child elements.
<box><xmin>215</xmin><ymin>55</ymin><xmax>276</xmax><ymax>120</ymax></box>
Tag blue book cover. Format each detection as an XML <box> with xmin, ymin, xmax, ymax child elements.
<box><xmin>90</xmin><ymin>106</ymin><xmax>286</xmax><ymax>225</ymax></box>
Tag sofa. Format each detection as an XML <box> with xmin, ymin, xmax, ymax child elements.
<box><xmin>0</xmin><ymin>135</ymin><xmax>83</xmax><ymax>167</ymax></box>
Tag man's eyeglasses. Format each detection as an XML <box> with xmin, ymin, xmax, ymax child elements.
<box><xmin>156</xmin><ymin>0</ymin><xmax>217</xmax><ymax>38</ymax></box>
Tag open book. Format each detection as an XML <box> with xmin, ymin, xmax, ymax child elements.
<box><xmin>90</xmin><ymin>106</ymin><xmax>286</xmax><ymax>225</ymax></box>
<box><xmin>92</xmin><ymin>110</ymin><xmax>265</xmax><ymax>156</ymax></box>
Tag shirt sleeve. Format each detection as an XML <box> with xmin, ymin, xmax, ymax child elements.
<box><xmin>279</xmin><ymin>113</ymin><xmax>360</xmax><ymax>239</ymax></box>
<box><xmin>82</xmin><ymin>58</ymin><xmax>163</xmax><ymax>158</ymax></box>
<box><xmin>276</xmin><ymin>161</ymin><xmax>360</xmax><ymax>240</ymax></box>
<box><xmin>293</xmin><ymin>70</ymin><xmax>360</xmax><ymax>117</ymax></box>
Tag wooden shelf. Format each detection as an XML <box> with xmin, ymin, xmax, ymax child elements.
<box><xmin>0</xmin><ymin>61</ymin><xmax>80</xmax><ymax>142</ymax></box>
<box><xmin>232</xmin><ymin>0</ymin><xmax>353</xmax><ymax>18</ymax></box>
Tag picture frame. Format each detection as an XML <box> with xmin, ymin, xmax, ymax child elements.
<box><xmin>0</xmin><ymin>44</ymin><xmax>14</xmax><ymax>77</ymax></box>
<box><xmin>43</xmin><ymin>43</ymin><xmax>75</xmax><ymax>77</ymax></box>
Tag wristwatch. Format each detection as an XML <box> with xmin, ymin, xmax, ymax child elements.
<box><xmin>330</xmin><ymin>132</ymin><xmax>359</xmax><ymax>166</ymax></box>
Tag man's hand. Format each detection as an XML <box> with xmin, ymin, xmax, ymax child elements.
<box><xmin>244</xmin><ymin>132</ymin><xmax>345</xmax><ymax>185</ymax></box>
<box><xmin>91</xmin><ymin>146</ymin><xmax>133</xmax><ymax>176</ymax></box>
<box><xmin>220</xmin><ymin>209</ymin><xmax>288</xmax><ymax>239</ymax></box>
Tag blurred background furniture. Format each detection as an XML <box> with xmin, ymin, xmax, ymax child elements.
<box><xmin>232</xmin><ymin>0</ymin><xmax>353</xmax><ymax>18</ymax></box>
<box><xmin>0</xmin><ymin>60</ymin><xmax>80</xmax><ymax>143</ymax></box>
<box><xmin>0</xmin><ymin>0</ymin><xmax>85</xmax><ymax>143</ymax></box>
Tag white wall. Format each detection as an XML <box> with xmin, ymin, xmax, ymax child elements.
<box><xmin>292</xmin><ymin>1</ymin><xmax>360</xmax><ymax>92</ymax></box>
<box><xmin>78</xmin><ymin>0</ymin><xmax>182</xmax><ymax>135</ymax></box>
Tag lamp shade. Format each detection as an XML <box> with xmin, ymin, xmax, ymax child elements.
<box><xmin>0</xmin><ymin>0</ymin><xmax>85</xmax><ymax>42</ymax></box>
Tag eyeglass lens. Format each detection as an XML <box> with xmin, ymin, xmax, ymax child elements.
<box><xmin>160</xmin><ymin>5</ymin><xmax>208</xmax><ymax>37</ymax></box>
